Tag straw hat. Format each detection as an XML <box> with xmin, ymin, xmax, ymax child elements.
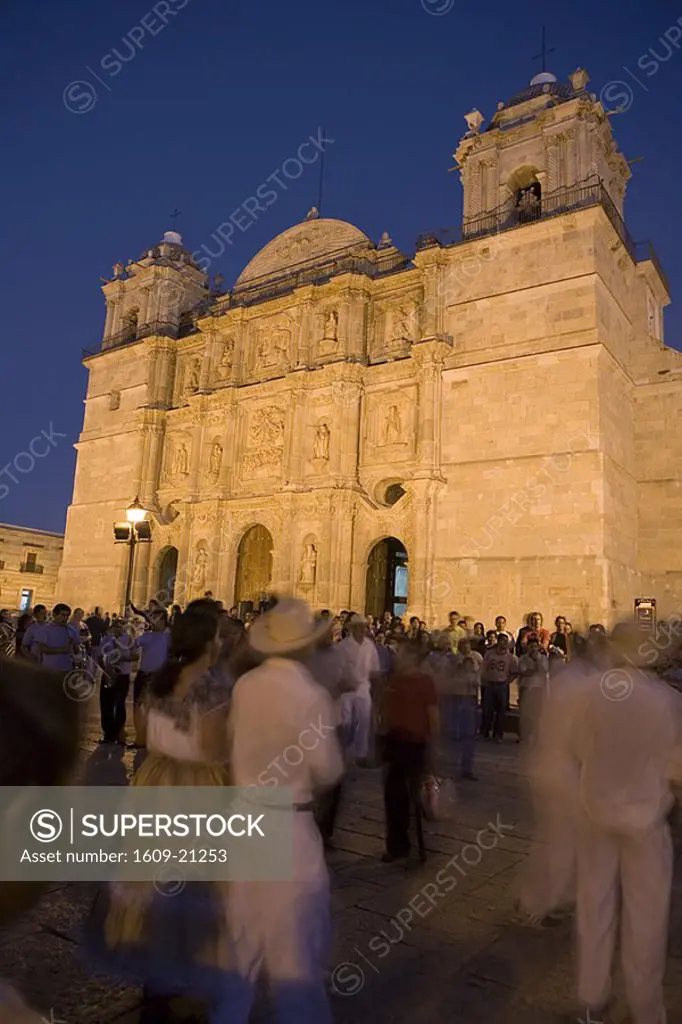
<box><xmin>248</xmin><ymin>597</ymin><xmax>329</xmax><ymax>655</ymax></box>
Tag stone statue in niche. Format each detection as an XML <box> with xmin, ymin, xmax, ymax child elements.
<box><xmin>394</xmin><ymin>305</ymin><xmax>413</xmax><ymax>341</ymax></box>
<box><xmin>299</xmin><ymin>543</ymin><xmax>317</xmax><ymax>585</ymax></box>
<box><xmin>313</xmin><ymin>422</ymin><xmax>330</xmax><ymax>461</ymax></box>
<box><xmin>174</xmin><ymin>442</ymin><xmax>189</xmax><ymax>476</ymax></box>
<box><xmin>109</xmin><ymin>390</ymin><xmax>121</xmax><ymax>411</ymax></box>
<box><xmin>185</xmin><ymin>357</ymin><xmax>201</xmax><ymax>393</ymax></box>
<box><xmin>194</xmin><ymin>547</ymin><xmax>208</xmax><ymax>590</ymax></box>
<box><xmin>323</xmin><ymin>309</ymin><xmax>338</xmax><ymax>341</ymax></box>
<box><xmin>209</xmin><ymin>440</ymin><xmax>222</xmax><ymax>479</ymax></box>
<box><xmin>382</xmin><ymin>404</ymin><xmax>402</xmax><ymax>445</ymax></box>
<box><xmin>218</xmin><ymin>338</ymin><xmax>234</xmax><ymax>376</ymax></box>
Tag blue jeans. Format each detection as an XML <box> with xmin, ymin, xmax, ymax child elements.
<box><xmin>443</xmin><ymin>695</ymin><xmax>476</xmax><ymax>774</ymax></box>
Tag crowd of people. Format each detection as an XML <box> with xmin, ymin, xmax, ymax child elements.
<box><xmin>3</xmin><ymin>594</ymin><xmax>682</xmax><ymax>1022</ymax></box>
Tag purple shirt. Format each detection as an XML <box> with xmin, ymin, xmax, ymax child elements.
<box><xmin>39</xmin><ymin>623</ymin><xmax>80</xmax><ymax>672</ymax></box>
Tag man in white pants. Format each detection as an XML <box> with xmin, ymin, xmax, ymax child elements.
<box><xmin>338</xmin><ymin>614</ymin><xmax>381</xmax><ymax>766</ymax></box>
<box><xmin>551</xmin><ymin>624</ymin><xmax>682</xmax><ymax>1024</ymax></box>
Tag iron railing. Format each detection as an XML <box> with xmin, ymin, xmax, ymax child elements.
<box><xmin>416</xmin><ymin>180</ymin><xmax>668</xmax><ymax>293</ymax></box>
<box><xmin>20</xmin><ymin>563</ymin><xmax>43</xmax><ymax>574</ymax></box>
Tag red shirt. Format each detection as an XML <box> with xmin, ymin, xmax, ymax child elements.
<box><xmin>383</xmin><ymin>670</ymin><xmax>438</xmax><ymax>742</ymax></box>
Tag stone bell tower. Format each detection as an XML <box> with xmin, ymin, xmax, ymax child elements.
<box><xmin>57</xmin><ymin>230</ymin><xmax>209</xmax><ymax>612</ymax></box>
<box><xmin>101</xmin><ymin>230</ymin><xmax>207</xmax><ymax>350</ymax></box>
<box><xmin>456</xmin><ymin>67</ymin><xmax>631</xmax><ymax>229</ymax></box>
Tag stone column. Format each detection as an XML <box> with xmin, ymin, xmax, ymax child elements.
<box><xmin>333</xmin><ymin>376</ymin><xmax>363</xmax><ymax>486</ymax></box>
<box><xmin>415</xmin><ymin>360</ymin><xmax>440</xmax><ymax>469</ymax></box>
<box><xmin>419</xmin><ymin>261</ymin><xmax>444</xmax><ymax>343</ymax></box>
<box><xmin>198</xmin><ymin>332</ymin><xmax>214</xmax><ymax>391</ymax></box>
<box><xmin>187</xmin><ymin>414</ymin><xmax>204</xmax><ymax>500</ymax></box>
<box><xmin>219</xmin><ymin>397</ymin><xmax>238</xmax><ymax>497</ymax></box>
<box><xmin>150</xmin><ymin>344</ymin><xmax>175</xmax><ymax>408</ymax></box>
<box><xmin>566</xmin><ymin>129</ymin><xmax>577</xmax><ymax>189</ymax></box>
<box><xmin>103</xmin><ymin>300</ymin><xmax>115</xmax><ymax>343</ymax></box>
<box><xmin>142</xmin><ymin>421</ymin><xmax>165</xmax><ymax>507</ymax></box>
<box><xmin>284</xmin><ymin>383</ymin><xmax>307</xmax><ymax>487</ymax></box>
<box><xmin>546</xmin><ymin>137</ymin><xmax>559</xmax><ymax>192</ymax></box>
<box><xmin>296</xmin><ymin>294</ymin><xmax>314</xmax><ymax>367</ymax></box>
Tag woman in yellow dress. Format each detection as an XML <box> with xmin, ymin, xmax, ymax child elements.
<box><xmin>92</xmin><ymin>606</ymin><xmax>242</xmax><ymax>1023</ymax></box>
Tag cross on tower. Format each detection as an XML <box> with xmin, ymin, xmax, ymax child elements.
<box><xmin>532</xmin><ymin>26</ymin><xmax>556</xmax><ymax>73</ymax></box>
<box><xmin>169</xmin><ymin>207</ymin><xmax>181</xmax><ymax>225</ymax></box>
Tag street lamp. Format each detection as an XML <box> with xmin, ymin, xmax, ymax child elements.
<box><xmin>113</xmin><ymin>496</ymin><xmax>151</xmax><ymax>616</ymax></box>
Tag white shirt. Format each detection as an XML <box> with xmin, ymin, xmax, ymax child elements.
<box><xmin>337</xmin><ymin>635</ymin><xmax>380</xmax><ymax>693</ymax></box>
<box><xmin>230</xmin><ymin>657</ymin><xmax>343</xmax><ymax>803</ymax></box>
<box><xmin>548</xmin><ymin>665</ymin><xmax>682</xmax><ymax>834</ymax></box>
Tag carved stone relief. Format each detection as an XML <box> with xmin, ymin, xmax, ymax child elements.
<box><xmin>380</xmin><ymin>404</ymin><xmax>403</xmax><ymax>446</ymax></box>
<box><xmin>254</xmin><ymin>318</ymin><xmax>291</xmax><ymax>371</ymax></box>
<box><xmin>242</xmin><ymin>406</ymin><xmax>286</xmax><ymax>473</ymax></box>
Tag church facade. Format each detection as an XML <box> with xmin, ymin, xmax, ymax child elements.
<box><xmin>57</xmin><ymin>67</ymin><xmax>681</xmax><ymax>629</ymax></box>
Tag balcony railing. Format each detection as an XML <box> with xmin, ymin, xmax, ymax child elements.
<box><xmin>416</xmin><ymin>179</ymin><xmax>668</xmax><ymax>291</ymax></box>
<box><xmin>20</xmin><ymin>563</ymin><xmax>43</xmax><ymax>574</ymax></box>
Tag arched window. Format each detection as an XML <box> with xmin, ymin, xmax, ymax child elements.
<box><xmin>507</xmin><ymin>166</ymin><xmax>542</xmax><ymax>224</ymax></box>
<box><xmin>121</xmin><ymin>307</ymin><xmax>139</xmax><ymax>342</ymax></box>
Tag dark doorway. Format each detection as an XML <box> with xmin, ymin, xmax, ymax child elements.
<box><xmin>157</xmin><ymin>546</ymin><xmax>178</xmax><ymax>604</ymax></box>
<box><xmin>365</xmin><ymin>537</ymin><xmax>408</xmax><ymax>620</ymax></box>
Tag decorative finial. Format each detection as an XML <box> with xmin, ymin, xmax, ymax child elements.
<box><xmin>305</xmin><ymin>206</ymin><xmax>320</xmax><ymax>220</ymax></box>
<box><xmin>112</xmin><ymin>262</ymin><xmax>125</xmax><ymax>279</ymax></box>
<box><xmin>378</xmin><ymin>231</ymin><xmax>392</xmax><ymax>247</ymax></box>
<box><xmin>569</xmin><ymin>67</ymin><xmax>590</xmax><ymax>92</ymax></box>
<box><xmin>464</xmin><ymin>109</ymin><xmax>484</xmax><ymax>134</ymax></box>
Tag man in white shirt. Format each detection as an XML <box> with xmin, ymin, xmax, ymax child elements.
<box><xmin>229</xmin><ymin>598</ymin><xmax>343</xmax><ymax>1023</ymax></box>
<box><xmin>337</xmin><ymin>613</ymin><xmax>381</xmax><ymax>766</ymax></box>
<box><xmin>542</xmin><ymin>623</ymin><xmax>682</xmax><ymax>1024</ymax></box>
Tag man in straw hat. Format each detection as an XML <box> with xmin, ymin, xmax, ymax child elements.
<box><xmin>337</xmin><ymin>612</ymin><xmax>382</xmax><ymax>767</ymax></box>
<box><xmin>543</xmin><ymin>621</ymin><xmax>682</xmax><ymax>1024</ymax></box>
<box><xmin>228</xmin><ymin>598</ymin><xmax>344</xmax><ymax>1022</ymax></box>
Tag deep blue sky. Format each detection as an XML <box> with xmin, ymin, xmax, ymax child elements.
<box><xmin>1</xmin><ymin>0</ymin><xmax>680</xmax><ymax>533</ymax></box>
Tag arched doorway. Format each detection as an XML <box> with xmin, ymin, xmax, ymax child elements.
<box><xmin>365</xmin><ymin>537</ymin><xmax>408</xmax><ymax>620</ymax></box>
<box><xmin>157</xmin><ymin>546</ymin><xmax>178</xmax><ymax>604</ymax></box>
<box><xmin>234</xmin><ymin>525</ymin><xmax>273</xmax><ymax>613</ymax></box>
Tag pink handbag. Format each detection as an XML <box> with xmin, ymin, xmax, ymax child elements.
<box><xmin>420</xmin><ymin>776</ymin><xmax>457</xmax><ymax>821</ymax></box>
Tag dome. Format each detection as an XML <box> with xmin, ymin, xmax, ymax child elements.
<box><xmin>236</xmin><ymin>217</ymin><xmax>372</xmax><ymax>287</ymax></box>
<box><xmin>530</xmin><ymin>71</ymin><xmax>557</xmax><ymax>86</ymax></box>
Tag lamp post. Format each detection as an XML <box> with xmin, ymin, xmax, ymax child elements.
<box><xmin>114</xmin><ymin>497</ymin><xmax>151</xmax><ymax>617</ymax></box>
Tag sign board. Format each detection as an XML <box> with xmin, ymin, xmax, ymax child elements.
<box><xmin>634</xmin><ymin>597</ymin><xmax>656</xmax><ymax>632</ymax></box>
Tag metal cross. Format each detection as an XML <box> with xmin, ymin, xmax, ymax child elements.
<box><xmin>169</xmin><ymin>207</ymin><xmax>181</xmax><ymax>225</ymax></box>
<box><xmin>532</xmin><ymin>26</ymin><xmax>556</xmax><ymax>73</ymax></box>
